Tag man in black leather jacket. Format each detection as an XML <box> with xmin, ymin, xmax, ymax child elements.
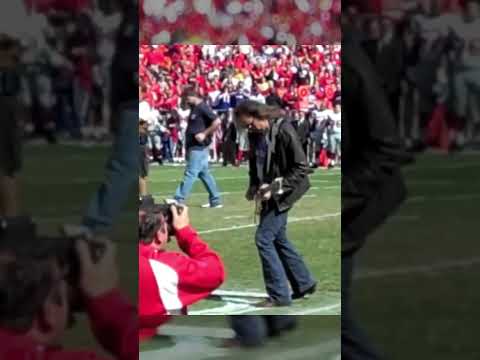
<box><xmin>342</xmin><ymin>29</ymin><xmax>411</xmax><ymax>359</ymax></box>
<box><xmin>234</xmin><ymin>100</ymin><xmax>317</xmax><ymax>307</ymax></box>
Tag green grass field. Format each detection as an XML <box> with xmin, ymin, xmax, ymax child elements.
<box><xmin>353</xmin><ymin>152</ymin><xmax>480</xmax><ymax>360</ymax></box>
<box><xmin>140</xmin><ymin>315</ymin><xmax>340</xmax><ymax>360</ymax></box>
<box><xmin>149</xmin><ymin>163</ymin><xmax>341</xmax><ymax>315</ymax></box>
<box><xmin>21</xmin><ymin>144</ymin><xmax>137</xmax><ymax>351</ymax></box>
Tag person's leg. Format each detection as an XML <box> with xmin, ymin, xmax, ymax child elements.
<box><xmin>167</xmin><ymin>138</ymin><xmax>174</xmax><ymax>162</ymax></box>
<box><xmin>197</xmin><ymin>149</ymin><xmax>222</xmax><ymax>206</ymax></box>
<box><xmin>139</xmin><ymin>148</ymin><xmax>149</xmax><ymax>198</ymax></box>
<box><xmin>229</xmin><ymin>316</ymin><xmax>268</xmax><ymax>347</ymax></box>
<box><xmin>81</xmin><ymin>104</ymin><xmax>138</xmax><ymax>233</ymax></box>
<box><xmin>274</xmin><ymin>211</ymin><xmax>316</xmax><ymax>295</ymax></box>
<box><xmin>67</xmin><ymin>86</ymin><xmax>81</xmax><ymax>139</ymax></box>
<box><xmin>454</xmin><ymin>69</ymin><xmax>470</xmax><ymax>121</ymax></box>
<box><xmin>255</xmin><ymin>207</ymin><xmax>292</xmax><ymax>305</ymax></box>
<box><xmin>174</xmin><ymin>149</ymin><xmax>203</xmax><ymax>203</ymax></box>
<box><xmin>139</xmin><ymin>177</ymin><xmax>148</xmax><ymax>198</ymax></box>
<box><xmin>342</xmin><ymin>254</ymin><xmax>382</xmax><ymax>360</ymax></box>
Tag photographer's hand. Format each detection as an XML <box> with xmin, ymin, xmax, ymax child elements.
<box><xmin>171</xmin><ymin>204</ymin><xmax>190</xmax><ymax>231</ymax></box>
<box><xmin>76</xmin><ymin>238</ymin><xmax>119</xmax><ymax>298</ymax></box>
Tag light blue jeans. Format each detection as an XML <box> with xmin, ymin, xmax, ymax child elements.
<box><xmin>174</xmin><ymin>148</ymin><xmax>221</xmax><ymax>205</ymax></box>
<box><xmin>82</xmin><ymin>103</ymin><xmax>138</xmax><ymax>233</ymax></box>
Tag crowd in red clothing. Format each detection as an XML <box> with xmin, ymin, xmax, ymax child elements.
<box><xmin>139</xmin><ymin>45</ymin><xmax>341</xmax><ymax>112</ymax></box>
<box><xmin>139</xmin><ymin>45</ymin><xmax>341</xmax><ymax>168</ymax></box>
<box><xmin>140</xmin><ymin>0</ymin><xmax>341</xmax><ymax>44</ymax></box>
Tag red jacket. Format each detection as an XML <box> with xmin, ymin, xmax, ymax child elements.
<box><xmin>0</xmin><ymin>290</ymin><xmax>137</xmax><ymax>360</ymax></box>
<box><xmin>139</xmin><ymin>226</ymin><xmax>225</xmax><ymax>341</ymax></box>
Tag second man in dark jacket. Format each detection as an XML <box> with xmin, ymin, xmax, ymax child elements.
<box><xmin>234</xmin><ymin>100</ymin><xmax>317</xmax><ymax>307</ymax></box>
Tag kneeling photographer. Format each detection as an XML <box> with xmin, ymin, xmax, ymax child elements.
<box><xmin>138</xmin><ymin>197</ymin><xmax>225</xmax><ymax>340</ymax></box>
<box><xmin>0</xmin><ymin>217</ymin><xmax>137</xmax><ymax>360</ymax></box>
<box><xmin>234</xmin><ymin>100</ymin><xmax>317</xmax><ymax>307</ymax></box>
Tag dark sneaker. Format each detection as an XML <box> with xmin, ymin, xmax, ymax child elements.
<box><xmin>291</xmin><ymin>282</ymin><xmax>317</xmax><ymax>300</ymax></box>
<box><xmin>254</xmin><ymin>299</ymin><xmax>291</xmax><ymax>308</ymax></box>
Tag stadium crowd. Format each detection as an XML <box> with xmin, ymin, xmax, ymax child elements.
<box><xmin>2</xmin><ymin>0</ymin><xmax>136</xmax><ymax>144</ymax></box>
<box><xmin>344</xmin><ymin>0</ymin><xmax>480</xmax><ymax>152</ymax></box>
<box><xmin>140</xmin><ymin>0</ymin><xmax>341</xmax><ymax>44</ymax></box>
<box><xmin>139</xmin><ymin>44</ymin><xmax>342</xmax><ymax>168</ymax></box>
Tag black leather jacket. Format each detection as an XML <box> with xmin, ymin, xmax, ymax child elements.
<box><xmin>342</xmin><ymin>32</ymin><xmax>412</xmax><ymax>255</ymax></box>
<box><xmin>248</xmin><ymin>118</ymin><xmax>311</xmax><ymax>213</ymax></box>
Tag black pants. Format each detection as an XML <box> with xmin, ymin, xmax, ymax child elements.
<box><xmin>230</xmin><ymin>315</ymin><xmax>297</xmax><ymax>347</ymax></box>
<box><xmin>342</xmin><ymin>254</ymin><xmax>382</xmax><ymax>360</ymax></box>
<box><xmin>0</xmin><ymin>96</ymin><xmax>21</xmax><ymax>177</ymax></box>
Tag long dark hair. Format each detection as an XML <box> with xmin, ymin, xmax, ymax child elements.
<box><xmin>234</xmin><ymin>100</ymin><xmax>284</xmax><ymax>121</ymax></box>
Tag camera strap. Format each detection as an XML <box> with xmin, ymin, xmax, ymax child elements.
<box><xmin>265</xmin><ymin>117</ymin><xmax>284</xmax><ymax>177</ymax></box>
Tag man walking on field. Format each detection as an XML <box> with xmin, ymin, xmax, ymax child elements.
<box><xmin>173</xmin><ymin>88</ymin><xmax>223</xmax><ymax>208</ymax></box>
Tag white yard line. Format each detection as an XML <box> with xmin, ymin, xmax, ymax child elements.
<box><xmin>190</xmin><ymin>300</ymin><xmax>340</xmax><ymax>316</ymax></box>
<box><xmin>223</xmin><ymin>215</ymin><xmax>249</xmax><ymax>220</ymax></box>
<box><xmin>158</xmin><ymin>325</ymin><xmax>235</xmax><ymax>339</ymax></box>
<box><xmin>153</xmin><ymin>187</ymin><xmax>322</xmax><ymax>198</ymax></box>
<box><xmin>357</xmin><ymin>257</ymin><xmax>480</xmax><ymax>280</ymax></box>
<box><xmin>295</xmin><ymin>303</ymin><xmax>341</xmax><ymax>315</ymax></box>
<box><xmin>211</xmin><ymin>290</ymin><xmax>269</xmax><ymax>298</ymax></box>
<box><xmin>198</xmin><ymin>213</ymin><xmax>340</xmax><ymax>235</ymax></box>
<box><xmin>189</xmin><ymin>303</ymin><xmax>253</xmax><ymax>315</ymax></box>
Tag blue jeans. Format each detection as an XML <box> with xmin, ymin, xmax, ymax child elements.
<box><xmin>230</xmin><ymin>316</ymin><xmax>297</xmax><ymax>347</ymax></box>
<box><xmin>162</xmin><ymin>138</ymin><xmax>173</xmax><ymax>162</ymax></box>
<box><xmin>56</xmin><ymin>88</ymin><xmax>81</xmax><ymax>138</ymax></box>
<box><xmin>82</xmin><ymin>104</ymin><xmax>138</xmax><ymax>233</ymax></box>
<box><xmin>255</xmin><ymin>206</ymin><xmax>316</xmax><ymax>304</ymax></box>
<box><xmin>174</xmin><ymin>148</ymin><xmax>221</xmax><ymax>205</ymax></box>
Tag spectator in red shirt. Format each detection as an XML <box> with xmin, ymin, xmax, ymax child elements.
<box><xmin>138</xmin><ymin>201</ymin><xmax>225</xmax><ymax>341</ymax></box>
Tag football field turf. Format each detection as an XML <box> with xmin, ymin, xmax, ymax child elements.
<box><xmin>140</xmin><ymin>315</ymin><xmax>340</xmax><ymax>360</ymax></box>
<box><xmin>354</xmin><ymin>152</ymin><xmax>480</xmax><ymax>359</ymax></box>
<box><xmin>150</xmin><ymin>163</ymin><xmax>341</xmax><ymax>315</ymax></box>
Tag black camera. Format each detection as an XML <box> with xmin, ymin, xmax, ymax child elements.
<box><xmin>0</xmin><ymin>216</ymin><xmax>104</xmax><ymax>313</ymax></box>
<box><xmin>139</xmin><ymin>195</ymin><xmax>183</xmax><ymax>241</ymax></box>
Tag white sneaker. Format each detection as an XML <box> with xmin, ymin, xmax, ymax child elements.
<box><xmin>201</xmin><ymin>203</ymin><xmax>224</xmax><ymax>209</ymax></box>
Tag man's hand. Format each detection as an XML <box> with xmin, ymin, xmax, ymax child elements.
<box><xmin>245</xmin><ymin>186</ymin><xmax>258</xmax><ymax>201</ymax></box>
<box><xmin>258</xmin><ymin>184</ymin><xmax>272</xmax><ymax>201</ymax></box>
<box><xmin>171</xmin><ymin>204</ymin><xmax>190</xmax><ymax>231</ymax></box>
<box><xmin>76</xmin><ymin>238</ymin><xmax>118</xmax><ymax>298</ymax></box>
<box><xmin>195</xmin><ymin>132</ymin><xmax>207</xmax><ymax>143</ymax></box>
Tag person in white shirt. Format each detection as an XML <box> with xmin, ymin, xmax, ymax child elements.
<box><xmin>451</xmin><ymin>0</ymin><xmax>480</xmax><ymax>146</ymax></box>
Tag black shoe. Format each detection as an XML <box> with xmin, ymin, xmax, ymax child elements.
<box><xmin>291</xmin><ymin>282</ymin><xmax>317</xmax><ymax>300</ymax></box>
<box><xmin>254</xmin><ymin>299</ymin><xmax>291</xmax><ymax>308</ymax></box>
